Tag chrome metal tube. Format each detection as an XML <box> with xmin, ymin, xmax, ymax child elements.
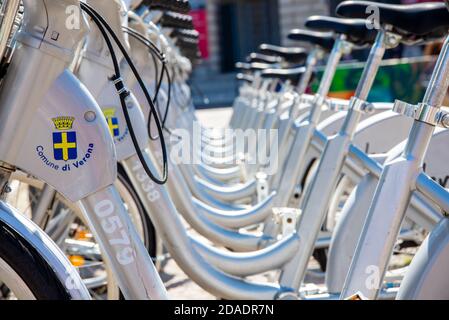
<box><xmin>169</xmin><ymin>161</ymin><xmax>270</xmax><ymax>251</ymax></box>
<box><xmin>79</xmin><ymin>186</ymin><xmax>168</xmax><ymax>300</ymax></box>
<box><xmin>192</xmin><ymin>192</ymin><xmax>275</xmax><ymax>229</ymax></box>
<box><xmin>296</xmin><ymin>49</ymin><xmax>319</xmax><ymax>95</ymax></box>
<box><xmin>32</xmin><ymin>184</ymin><xmax>57</xmax><ymax>228</ymax></box>
<box><xmin>279</xmin><ymin>30</ymin><xmax>388</xmax><ymax>292</ymax></box>
<box><xmin>416</xmin><ymin>172</ymin><xmax>449</xmax><ymax>214</ymax></box>
<box><xmin>192</xmin><ymin>233</ymin><xmax>300</xmax><ymax>277</ymax></box>
<box><xmin>122</xmin><ymin>153</ymin><xmax>283</xmax><ymax>299</ymax></box>
<box><xmin>341</xmin><ymin>35</ymin><xmax>449</xmax><ymax>300</ymax></box>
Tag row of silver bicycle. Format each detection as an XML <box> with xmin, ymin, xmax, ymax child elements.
<box><xmin>0</xmin><ymin>0</ymin><xmax>448</xmax><ymax>300</ymax></box>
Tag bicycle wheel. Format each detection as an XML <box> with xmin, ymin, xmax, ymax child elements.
<box><xmin>0</xmin><ymin>220</ymin><xmax>72</xmax><ymax>299</ymax></box>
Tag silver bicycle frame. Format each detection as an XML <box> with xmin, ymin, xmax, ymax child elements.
<box><xmin>273</xmin><ymin>35</ymin><xmax>348</xmax><ymax>207</ymax></box>
<box><xmin>73</xmin><ymin>0</ymin><xmax>169</xmax><ymax>299</ymax></box>
<box><xmin>122</xmin><ymin>152</ymin><xmax>286</xmax><ymax>299</ymax></box>
<box><xmin>79</xmin><ymin>185</ymin><xmax>167</xmax><ymax>299</ymax></box>
<box><xmin>278</xmin><ymin>30</ymin><xmax>390</xmax><ymax>292</ymax></box>
<box><xmin>114</xmin><ymin>6</ymin><xmax>443</xmax><ymax>301</ymax></box>
<box><xmin>341</xmin><ymin>34</ymin><xmax>449</xmax><ymax>300</ymax></box>
<box><xmin>325</xmin><ymin>139</ymin><xmax>443</xmax><ymax>295</ymax></box>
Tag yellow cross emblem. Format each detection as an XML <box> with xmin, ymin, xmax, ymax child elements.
<box><xmin>53</xmin><ymin>131</ymin><xmax>77</xmax><ymax>161</ymax></box>
<box><xmin>107</xmin><ymin>117</ymin><xmax>120</xmax><ymax>137</ymax></box>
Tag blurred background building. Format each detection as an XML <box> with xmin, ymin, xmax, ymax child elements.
<box><xmin>188</xmin><ymin>0</ymin><xmax>440</xmax><ymax>108</ymax></box>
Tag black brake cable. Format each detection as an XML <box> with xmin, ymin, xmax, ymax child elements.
<box><xmin>149</xmin><ymin>45</ymin><xmax>159</xmax><ymax>97</ymax></box>
<box><xmin>159</xmin><ymin>63</ymin><xmax>172</xmax><ymax>133</ymax></box>
<box><xmin>147</xmin><ymin>62</ymin><xmax>172</xmax><ymax>140</ymax></box>
<box><xmin>80</xmin><ymin>2</ymin><xmax>168</xmax><ymax>185</ymax></box>
<box><xmin>122</xmin><ymin>26</ymin><xmax>172</xmax><ymax>139</ymax></box>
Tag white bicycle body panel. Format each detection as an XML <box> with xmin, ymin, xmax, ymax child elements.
<box><xmin>121</xmin><ymin>12</ymin><xmax>164</xmax><ymax>128</ymax></box>
<box><xmin>76</xmin><ymin>3</ymin><xmax>149</xmax><ymax>162</ymax></box>
<box><xmin>132</xmin><ymin>80</ymin><xmax>174</xmax><ymax>130</ymax></box>
<box><xmin>0</xmin><ymin>1</ymin><xmax>116</xmax><ymax>203</ymax></box>
<box><xmin>127</xmin><ymin>22</ymin><xmax>176</xmax><ymax>129</ymax></box>
<box><xmin>127</xmin><ymin>16</ymin><xmax>182</xmax><ymax>130</ymax></box>
<box><xmin>78</xmin><ymin>58</ymin><xmax>149</xmax><ymax>161</ymax></box>
<box><xmin>14</xmin><ymin>70</ymin><xmax>117</xmax><ymax>202</ymax></box>
<box><xmin>397</xmin><ymin>217</ymin><xmax>449</xmax><ymax>299</ymax></box>
<box><xmin>75</xmin><ymin>0</ymin><xmax>168</xmax><ymax>299</ymax></box>
<box><xmin>352</xmin><ymin>110</ymin><xmax>414</xmax><ymax>155</ymax></box>
<box><xmin>0</xmin><ymin>0</ymin><xmax>123</xmax><ymax>300</ymax></box>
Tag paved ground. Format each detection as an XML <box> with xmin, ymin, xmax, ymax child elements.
<box><xmin>161</xmin><ymin>251</ymin><xmax>216</xmax><ymax>300</ymax></box>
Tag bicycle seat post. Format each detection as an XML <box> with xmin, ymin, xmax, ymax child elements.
<box><xmin>272</xmin><ymin>34</ymin><xmax>348</xmax><ymax>209</ymax></box>
<box><xmin>404</xmin><ymin>37</ymin><xmax>449</xmax><ymax>161</ymax></box>
<box><xmin>318</xmin><ymin>35</ymin><xmax>346</xmax><ymax>97</ymax></box>
<box><xmin>309</xmin><ymin>34</ymin><xmax>348</xmax><ymax>125</ymax></box>
<box><xmin>296</xmin><ymin>49</ymin><xmax>317</xmax><ymax>94</ymax></box>
<box><xmin>339</xmin><ymin>30</ymin><xmax>394</xmax><ymax>137</ymax></box>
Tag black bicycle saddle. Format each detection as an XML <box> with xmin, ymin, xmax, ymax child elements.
<box><xmin>247</xmin><ymin>53</ymin><xmax>283</xmax><ymax>64</ymax></box>
<box><xmin>259</xmin><ymin>44</ymin><xmax>308</xmax><ymax>64</ymax></box>
<box><xmin>260</xmin><ymin>66</ymin><xmax>306</xmax><ymax>83</ymax></box>
<box><xmin>172</xmin><ymin>28</ymin><xmax>199</xmax><ymax>40</ymax></box>
<box><xmin>305</xmin><ymin>16</ymin><xmax>377</xmax><ymax>46</ymax></box>
<box><xmin>143</xmin><ymin>0</ymin><xmax>191</xmax><ymax>14</ymax></box>
<box><xmin>288</xmin><ymin>29</ymin><xmax>335</xmax><ymax>51</ymax></box>
<box><xmin>337</xmin><ymin>1</ymin><xmax>449</xmax><ymax>43</ymax></box>
<box><xmin>160</xmin><ymin>11</ymin><xmax>194</xmax><ymax>29</ymax></box>
<box><xmin>236</xmin><ymin>73</ymin><xmax>255</xmax><ymax>83</ymax></box>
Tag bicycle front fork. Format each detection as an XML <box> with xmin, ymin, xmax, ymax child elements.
<box><xmin>79</xmin><ymin>185</ymin><xmax>168</xmax><ymax>300</ymax></box>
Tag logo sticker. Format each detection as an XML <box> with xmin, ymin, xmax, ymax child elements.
<box><xmin>52</xmin><ymin>117</ymin><xmax>77</xmax><ymax>161</ymax></box>
<box><xmin>35</xmin><ymin>116</ymin><xmax>95</xmax><ymax>172</ymax></box>
<box><xmin>103</xmin><ymin>108</ymin><xmax>120</xmax><ymax>137</ymax></box>
<box><xmin>102</xmin><ymin>107</ymin><xmax>128</xmax><ymax>142</ymax></box>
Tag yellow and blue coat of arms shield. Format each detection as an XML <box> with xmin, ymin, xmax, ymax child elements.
<box><xmin>53</xmin><ymin>131</ymin><xmax>77</xmax><ymax>161</ymax></box>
